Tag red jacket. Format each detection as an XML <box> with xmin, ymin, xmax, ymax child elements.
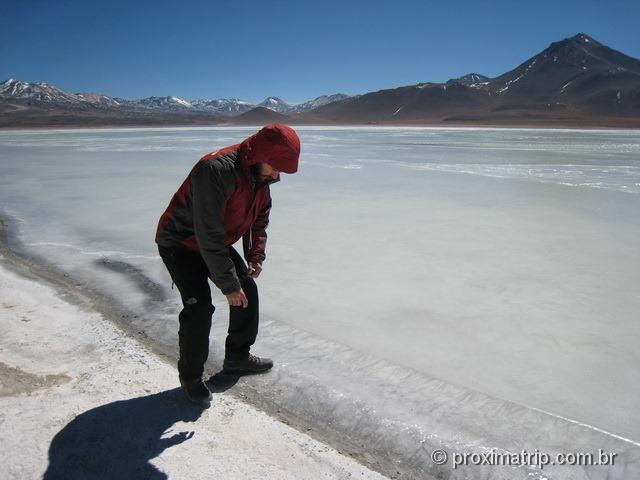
<box><xmin>156</xmin><ymin>124</ymin><xmax>300</xmax><ymax>294</ymax></box>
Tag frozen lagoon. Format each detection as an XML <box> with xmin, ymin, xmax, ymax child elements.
<box><xmin>1</xmin><ymin>126</ymin><xmax>639</xmax><ymax>478</ymax></box>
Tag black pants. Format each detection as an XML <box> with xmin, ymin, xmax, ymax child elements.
<box><xmin>158</xmin><ymin>245</ymin><xmax>259</xmax><ymax>380</ymax></box>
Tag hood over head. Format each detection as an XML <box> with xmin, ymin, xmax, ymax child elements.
<box><xmin>238</xmin><ymin>124</ymin><xmax>300</xmax><ymax>174</ymax></box>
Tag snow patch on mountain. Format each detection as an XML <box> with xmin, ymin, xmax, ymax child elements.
<box><xmin>137</xmin><ymin>96</ymin><xmax>193</xmax><ymax>109</ymax></box>
<box><xmin>446</xmin><ymin>73</ymin><xmax>491</xmax><ymax>87</ymax></box>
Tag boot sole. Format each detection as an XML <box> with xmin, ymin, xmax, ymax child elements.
<box><xmin>222</xmin><ymin>365</ymin><xmax>273</xmax><ymax>375</ymax></box>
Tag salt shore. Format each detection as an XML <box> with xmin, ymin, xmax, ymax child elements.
<box><xmin>0</xmin><ymin>258</ymin><xmax>389</xmax><ymax>480</ymax></box>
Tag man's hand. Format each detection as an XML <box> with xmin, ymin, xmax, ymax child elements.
<box><xmin>226</xmin><ymin>289</ymin><xmax>248</xmax><ymax>308</ymax></box>
<box><xmin>247</xmin><ymin>262</ymin><xmax>263</xmax><ymax>278</ymax></box>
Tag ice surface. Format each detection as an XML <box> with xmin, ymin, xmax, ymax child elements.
<box><xmin>1</xmin><ymin>126</ymin><xmax>639</xmax><ymax>477</ymax></box>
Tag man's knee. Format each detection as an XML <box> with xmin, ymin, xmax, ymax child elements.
<box><xmin>182</xmin><ymin>297</ymin><xmax>215</xmax><ymax>318</ymax></box>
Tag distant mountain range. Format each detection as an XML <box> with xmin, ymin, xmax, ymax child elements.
<box><xmin>2</xmin><ymin>33</ymin><xmax>639</xmax><ymax>128</ymax></box>
<box><xmin>0</xmin><ymin>79</ymin><xmax>350</xmax><ymax>117</ymax></box>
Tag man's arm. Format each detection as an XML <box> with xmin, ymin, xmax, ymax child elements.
<box><xmin>191</xmin><ymin>160</ymin><xmax>241</xmax><ymax>295</ymax></box>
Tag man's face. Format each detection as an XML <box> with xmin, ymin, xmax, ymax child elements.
<box><xmin>257</xmin><ymin>162</ymin><xmax>280</xmax><ymax>183</ymax></box>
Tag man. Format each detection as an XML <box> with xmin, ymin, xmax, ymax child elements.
<box><xmin>156</xmin><ymin>124</ymin><xmax>300</xmax><ymax>406</ymax></box>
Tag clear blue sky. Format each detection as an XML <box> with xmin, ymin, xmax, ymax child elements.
<box><xmin>2</xmin><ymin>0</ymin><xmax>639</xmax><ymax>104</ymax></box>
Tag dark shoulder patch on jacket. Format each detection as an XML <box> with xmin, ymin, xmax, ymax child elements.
<box><xmin>206</xmin><ymin>151</ymin><xmax>237</xmax><ymax>173</ymax></box>
<box><xmin>196</xmin><ymin>150</ymin><xmax>239</xmax><ymax>195</ymax></box>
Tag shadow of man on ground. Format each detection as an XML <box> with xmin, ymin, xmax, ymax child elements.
<box><xmin>43</xmin><ymin>388</ymin><xmax>206</xmax><ymax>479</ymax></box>
<box><xmin>206</xmin><ymin>370</ymin><xmax>240</xmax><ymax>392</ymax></box>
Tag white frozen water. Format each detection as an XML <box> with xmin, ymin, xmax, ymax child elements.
<box><xmin>1</xmin><ymin>126</ymin><xmax>639</xmax><ymax>477</ymax></box>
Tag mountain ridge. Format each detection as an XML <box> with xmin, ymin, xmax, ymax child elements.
<box><xmin>0</xmin><ymin>79</ymin><xmax>351</xmax><ymax>117</ymax></box>
<box><xmin>2</xmin><ymin>33</ymin><xmax>640</xmax><ymax>128</ymax></box>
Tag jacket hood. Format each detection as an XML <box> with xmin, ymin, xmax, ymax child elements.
<box><xmin>238</xmin><ymin>124</ymin><xmax>300</xmax><ymax>174</ymax></box>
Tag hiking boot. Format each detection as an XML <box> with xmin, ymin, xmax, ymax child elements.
<box><xmin>223</xmin><ymin>354</ymin><xmax>273</xmax><ymax>375</ymax></box>
<box><xmin>179</xmin><ymin>376</ymin><xmax>213</xmax><ymax>406</ymax></box>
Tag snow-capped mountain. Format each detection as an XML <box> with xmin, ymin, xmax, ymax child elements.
<box><xmin>0</xmin><ymin>79</ymin><xmax>351</xmax><ymax>118</ymax></box>
<box><xmin>137</xmin><ymin>96</ymin><xmax>193</xmax><ymax>109</ymax></box>
<box><xmin>0</xmin><ymin>78</ymin><xmax>87</xmax><ymax>107</ymax></box>
<box><xmin>188</xmin><ymin>94</ymin><xmax>353</xmax><ymax>115</ymax></box>
<box><xmin>0</xmin><ymin>79</ymin><xmax>130</xmax><ymax>110</ymax></box>
<box><xmin>291</xmin><ymin>94</ymin><xmax>352</xmax><ymax>113</ymax></box>
<box><xmin>187</xmin><ymin>94</ymin><xmax>354</xmax><ymax>115</ymax></box>
<box><xmin>257</xmin><ymin>97</ymin><xmax>293</xmax><ymax>113</ymax></box>
<box><xmin>253</xmin><ymin>94</ymin><xmax>353</xmax><ymax>114</ymax></box>
<box><xmin>0</xmin><ymin>80</ymin><xmax>193</xmax><ymax>111</ymax></box>
<box><xmin>75</xmin><ymin>92</ymin><xmax>123</xmax><ymax>108</ymax></box>
<box><xmin>189</xmin><ymin>98</ymin><xmax>254</xmax><ymax>115</ymax></box>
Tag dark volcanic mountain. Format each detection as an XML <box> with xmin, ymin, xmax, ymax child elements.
<box><xmin>299</xmin><ymin>80</ymin><xmax>491</xmax><ymax>123</ymax></box>
<box><xmin>299</xmin><ymin>33</ymin><xmax>640</xmax><ymax>126</ymax></box>
<box><xmin>490</xmin><ymin>33</ymin><xmax>640</xmax><ymax>116</ymax></box>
